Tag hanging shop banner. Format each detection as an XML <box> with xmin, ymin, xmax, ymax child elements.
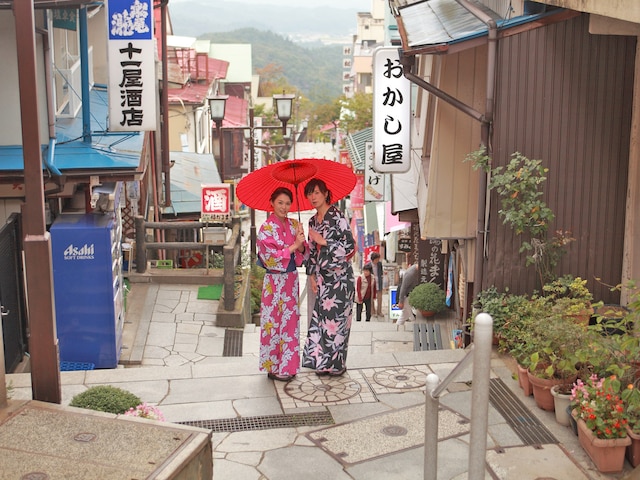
<box><xmin>351</xmin><ymin>174</ymin><xmax>365</xmax><ymax>209</ymax></box>
<box><xmin>201</xmin><ymin>184</ymin><xmax>231</xmax><ymax>221</ymax></box>
<box><xmin>339</xmin><ymin>149</ymin><xmax>352</xmax><ymax>168</ymax></box>
<box><xmin>364</xmin><ymin>141</ymin><xmax>385</xmax><ymax>201</ymax></box>
<box><xmin>107</xmin><ymin>0</ymin><xmax>156</xmax><ymax>131</ymax></box>
<box><xmin>373</xmin><ymin>47</ymin><xmax>411</xmax><ymax>174</ymax></box>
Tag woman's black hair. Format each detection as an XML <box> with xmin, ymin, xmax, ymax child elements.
<box><xmin>304</xmin><ymin>178</ymin><xmax>332</xmax><ymax>204</ymax></box>
<box><xmin>270</xmin><ymin>187</ymin><xmax>293</xmax><ymax>203</ymax></box>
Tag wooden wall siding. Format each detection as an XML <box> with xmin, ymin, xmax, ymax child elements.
<box><xmin>485</xmin><ymin>13</ymin><xmax>635</xmax><ymax>303</ymax></box>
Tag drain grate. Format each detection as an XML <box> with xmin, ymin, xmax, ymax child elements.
<box><xmin>179</xmin><ymin>411</ymin><xmax>334</xmax><ymax>432</ymax></box>
<box><xmin>489</xmin><ymin>378</ymin><xmax>558</xmax><ymax>445</ymax></box>
<box><xmin>222</xmin><ymin>328</ymin><xmax>243</xmax><ymax>357</ymax></box>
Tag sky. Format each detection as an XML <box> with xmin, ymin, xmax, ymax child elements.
<box><xmin>169</xmin><ymin>0</ymin><xmax>372</xmax><ymax>8</ymax></box>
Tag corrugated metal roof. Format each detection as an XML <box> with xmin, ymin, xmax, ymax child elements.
<box><xmin>167</xmin><ymin>87</ymin><xmax>247</xmax><ymax>127</ymax></box>
<box><xmin>168</xmin><ymin>152</ymin><xmax>221</xmax><ymax>215</ymax></box>
<box><xmin>396</xmin><ymin>0</ymin><xmax>563</xmax><ymax>52</ymax></box>
<box><xmin>400</xmin><ymin>0</ymin><xmax>488</xmax><ymax>47</ymax></box>
<box><xmin>167</xmin><ymin>83</ymin><xmax>210</xmax><ymax>105</ymax></box>
<box><xmin>345</xmin><ymin>127</ymin><xmax>372</xmax><ymax>171</ymax></box>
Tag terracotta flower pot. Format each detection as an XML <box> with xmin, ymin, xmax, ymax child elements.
<box><xmin>517</xmin><ymin>363</ymin><xmax>533</xmax><ymax>396</ymax></box>
<box><xmin>627</xmin><ymin>426</ymin><xmax>640</xmax><ymax>468</ymax></box>
<box><xmin>577</xmin><ymin>419</ymin><xmax>630</xmax><ymax>473</ymax></box>
<box><xmin>527</xmin><ymin>371</ymin><xmax>576</xmax><ymax>412</ymax></box>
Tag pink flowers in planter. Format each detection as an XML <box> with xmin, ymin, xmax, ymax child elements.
<box><xmin>124</xmin><ymin>402</ymin><xmax>165</xmax><ymax>422</ymax></box>
<box><xmin>571</xmin><ymin>375</ymin><xmax>627</xmax><ymax>440</ymax></box>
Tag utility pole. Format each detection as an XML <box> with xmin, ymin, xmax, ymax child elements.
<box><xmin>15</xmin><ymin>0</ymin><xmax>61</xmax><ymax>403</ymax></box>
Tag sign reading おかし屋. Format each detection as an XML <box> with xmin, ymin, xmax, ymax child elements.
<box><xmin>372</xmin><ymin>47</ymin><xmax>411</xmax><ymax>174</ymax></box>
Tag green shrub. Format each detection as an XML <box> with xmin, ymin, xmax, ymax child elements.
<box><xmin>408</xmin><ymin>282</ymin><xmax>446</xmax><ymax>314</ymax></box>
<box><xmin>69</xmin><ymin>385</ymin><xmax>141</xmax><ymax>414</ymax></box>
<box><xmin>250</xmin><ymin>264</ymin><xmax>265</xmax><ymax>315</ymax></box>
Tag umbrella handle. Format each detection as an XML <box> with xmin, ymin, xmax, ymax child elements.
<box><xmin>293</xmin><ymin>164</ymin><xmax>301</xmax><ymax>223</ymax></box>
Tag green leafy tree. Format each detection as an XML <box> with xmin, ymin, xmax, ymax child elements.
<box><xmin>466</xmin><ymin>148</ymin><xmax>574</xmax><ymax>285</ymax></box>
<box><xmin>339</xmin><ymin>92</ymin><xmax>373</xmax><ymax>134</ymax></box>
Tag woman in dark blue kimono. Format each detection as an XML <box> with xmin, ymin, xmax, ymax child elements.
<box><xmin>302</xmin><ymin>178</ymin><xmax>355</xmax><ymax>376</ymax></box>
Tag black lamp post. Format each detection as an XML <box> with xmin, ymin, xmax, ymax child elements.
<box><xmin>209</xmin><ymin>91</ymin><xmax>297</xmax><ymax>262</ymax></box>
<box><xmin>208</xmin><ymin>94</ymin><xmax>228</xmax><ymax>181</ymax></box>
<box><xmin>272</xmin><ymin>92</ymin><xmax>295</xmax><ymax>135</ymax></box>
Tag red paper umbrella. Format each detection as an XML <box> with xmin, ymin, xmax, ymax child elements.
<box><xmin>236</xmin><ymin>158</ymin><xmax>357</xmax><ymax>213</ymax></box>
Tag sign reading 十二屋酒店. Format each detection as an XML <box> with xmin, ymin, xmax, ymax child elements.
<box><xmin>107</xmin><ymin>0</ymin><xmax>157</xmax><ymax>132</ymax></box>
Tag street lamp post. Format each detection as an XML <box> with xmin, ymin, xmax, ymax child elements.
<box><xmin>208</xmin><ymin>94</ymin><xmax>228</xmax><ymax>182</ymax></box>
<box><xmin>209</xmin><ymin>91</ymin><xmax>296</xmax><ymax>263</ymax></box>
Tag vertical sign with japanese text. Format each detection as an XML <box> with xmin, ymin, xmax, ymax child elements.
<box><xmin>364</xmin><ymin>141</ymin><xmax>385</xmax><ymax>201</ymax></box>
<box><xmin>107</xmin><ymin>0</ymin><xmax>156</xmax><ymax>131</ymax></box>
<box><xmin>373</xmin><ymin>47</ymin><xmax>411</xmax><ymax>173</ymax></box>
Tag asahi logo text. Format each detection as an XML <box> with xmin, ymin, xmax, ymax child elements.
<box><xmin>63</xmin><ymin>243</ymin><xmax>95</xmax><ymax>260</ymax></box>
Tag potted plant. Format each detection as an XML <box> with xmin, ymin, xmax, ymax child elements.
<box><xmin>494</xmin><ymin>293</ymin><xmax>542</xmax><ymax>396</ymax></box>
<box><xmin>527</xmin><ymin>314</ymin><xmax>583</xmax><ymax>411</ymax></box>
<box><xmin>543</xmin><ymin>275</ymin><xmax>594</xmax><ymax>325</ymax></box>
<box><xmin>622</xmin><ymin>381</ymin><xmax>640</xmax><ymax>467</ymax></box>
<box><xmin>473</xmin><ymin>286</ymin><xmax>510</xmax><ymax>344</ymax></box>
<box><xmin>408</xmin><ymin>282</ymin><xmax>446</xmax><ymax>317</ymax></box>
<box><xmin>550</xmin><ymin>383</ymin><xmax>574</xmax><ymax>426</ymax></box>
<box><xmin>571</xmin><ymin>375</ymin><xmax>631</xmax><ymax>473</ymax></box>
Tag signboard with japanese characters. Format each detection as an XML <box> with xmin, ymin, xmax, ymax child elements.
<box><xmin>364</xmin><ymin>141</ymin><xmax>385</xmax><ymax>201</ymax></box>
<box><xmin>351</xmin><ymin>174</ymin><xmax>365</xmax><ymax>209</ymax></box>
<box><xmin>201</xmin><ymin>184</ymin><xmax>231</xmax><ymax>221</ymax></box>
<box><xmin>52</xmin><ymin>9</ymin><xmax>77</xmax><ymax>30</ymax></box>
<box><xmin>373</xmin><ymin>47</ymin><xmax>411</xmax><ymax>173</ymax></box>
<box><xmin>107</xmin><ymin>0</ymin><xmax>156</xmax><ymax>131</ymax></box>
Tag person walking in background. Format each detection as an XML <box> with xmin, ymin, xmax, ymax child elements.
<box><xmin>370</xmin><ymin>252</ymin><xmax>384</xmax><ymax>318</ymax></box>
<box><xmin>303</xmin><ymin>178</ymin><xmax>355</xmax><ymax>376</ymax></box>
<box><xmin>397</xmin><ymin>261</ymin><xmax>419</xmax><ymax>325</ymax></box>
<box><xmin>257</xmin><ymin>187</ymin><xmax>308</xmax><ymax>382</ymax></box>
<box><xmin>355</xmin><ymin>264</ymin><xmax>376</xmax><ymax>322</ymax></box>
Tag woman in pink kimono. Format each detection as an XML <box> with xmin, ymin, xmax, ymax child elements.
<box><xmin>257</xmin><ymin>187</ymin><xmax>308</xmax><ymax>381</ymax></box>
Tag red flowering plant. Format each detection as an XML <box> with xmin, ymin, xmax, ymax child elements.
<box><xmin>570</xmin><ymin>374</ymin><xmax>628</xmax><ymax>439</ymax></box>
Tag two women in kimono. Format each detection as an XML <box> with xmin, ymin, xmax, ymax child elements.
<box><xmin>257</xmin><ymin>179</ymin><xmax>355</xmax><ymax>381</ymax></box>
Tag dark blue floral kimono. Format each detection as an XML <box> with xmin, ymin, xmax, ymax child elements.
<box><xmin>302</xmin><ymin>205</ymin><xmax>355</xmax><ymax>373</ymax></box>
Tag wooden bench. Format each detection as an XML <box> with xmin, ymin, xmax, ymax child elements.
<box><xmin>413</xmin><ymin>323</ymin><xmax>444</xmax><ymax>351</ymax></box>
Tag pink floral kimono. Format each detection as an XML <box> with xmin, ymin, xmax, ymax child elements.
<box><xmin>257</xmin><ymin>214</ymin><xmax>308</xmax><ymax>377</ymax></box>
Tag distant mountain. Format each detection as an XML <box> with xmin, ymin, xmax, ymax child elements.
<box><xmin>200</xmin><ymin>29</ymin><xmax>343</xmax><ymax>104</ymax></box>
<box><xmin>169</xmin><ymin>0</ymin><xmax>362</xmax><ymax>43</ymax></box>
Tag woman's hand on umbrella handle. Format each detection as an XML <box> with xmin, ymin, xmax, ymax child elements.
<box><xmin>293</xmin><ymin>229</ymin><xmax>306</xmax><ymax>251</ymax></box>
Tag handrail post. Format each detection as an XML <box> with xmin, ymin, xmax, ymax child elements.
<box><xmin>135</xmin><ymin>216</ymin><xmax>147</xmax><ymax>273</ymax></box>
<box><xmin>424</xmin><ymin>373</ymin><xmax>440</xmax><ymax>480</ymax></box>
<box><xmin>468</xmin><ymin>313</ymin><xmax>493</xmax><ymax>480</ymax></box>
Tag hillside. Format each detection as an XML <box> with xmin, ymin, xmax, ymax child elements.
<box><xmin>169</xmin><ymin>0</ymin><xmax>362</xmax><ymax>40</ymax></box>
<box><xmin>200</xmin><ymin>29</ymin><xmax>344</xmax><ymax>104</ymax></box>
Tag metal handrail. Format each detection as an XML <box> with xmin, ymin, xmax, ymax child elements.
<box><xmin>424</xmin><ymin>313</ymin><xmax>493</xmax><ymax>480</ymax></box>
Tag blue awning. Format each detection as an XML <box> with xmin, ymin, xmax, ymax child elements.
<box><xmin>0</xmin><ymin>88</ymin><xmax>143</xmax><ymax>173</ymax></box>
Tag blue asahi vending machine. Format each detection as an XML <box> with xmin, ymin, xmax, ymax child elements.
<box><xmin>50</xmin><ymin>211</ymin><xmax>125</xmax><ymax>368</ymax></box>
